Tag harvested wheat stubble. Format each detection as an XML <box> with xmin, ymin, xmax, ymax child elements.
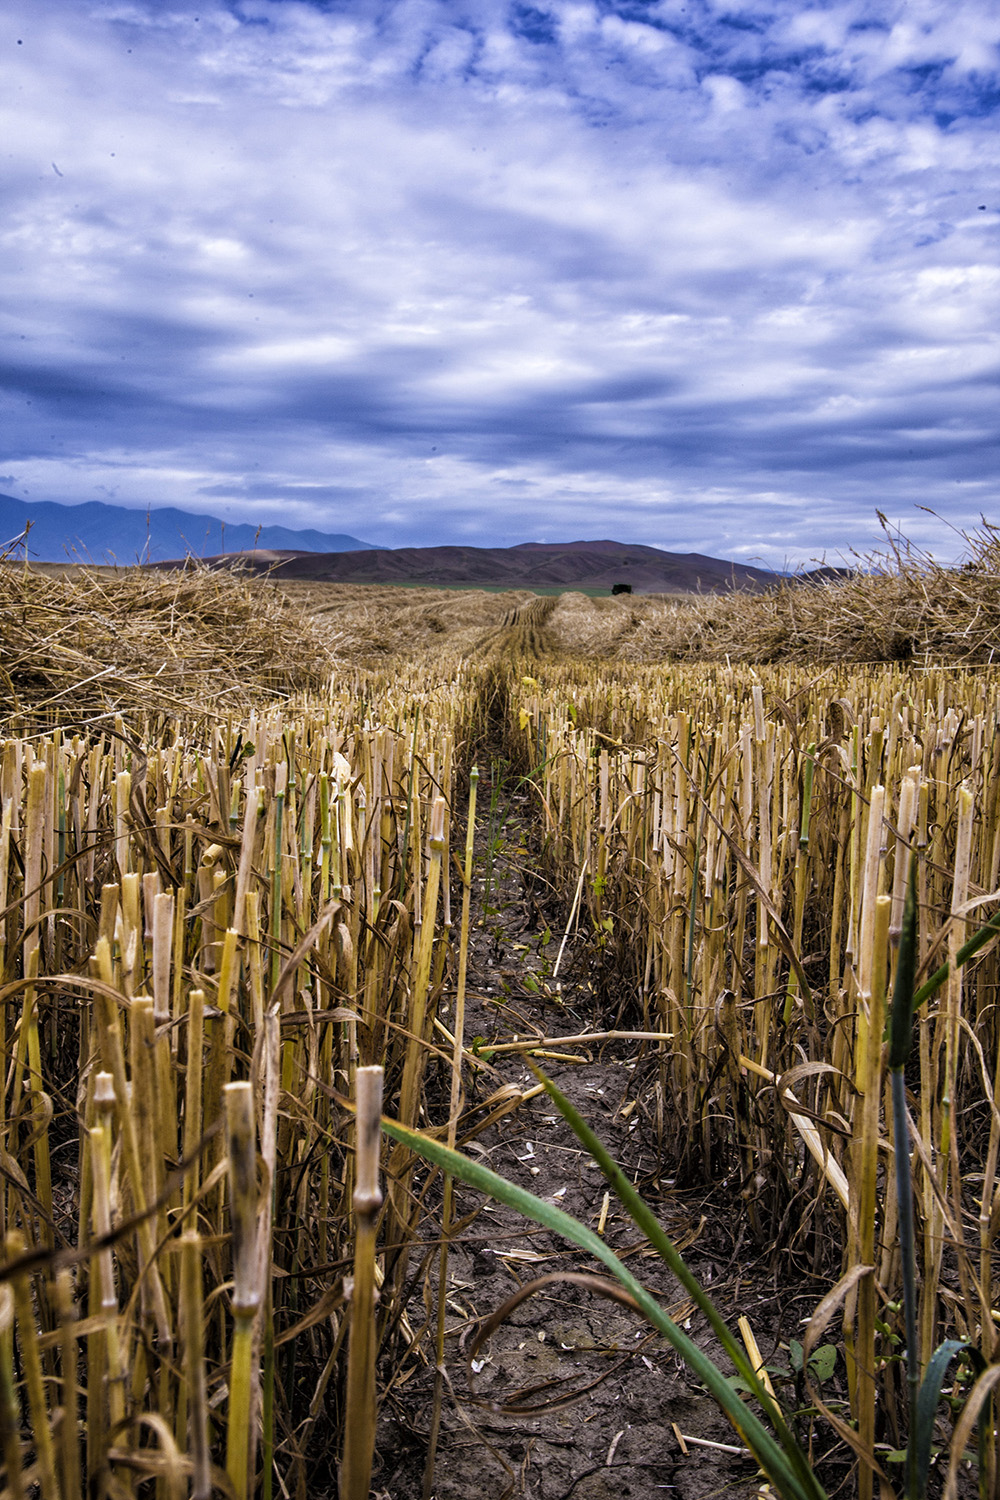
<box><xmin>0</xmin><ymin>665</ymin><xmax>480</xmax><ymax>1500</ymax></box>
<box><xmin>0</xmin><ymin>561</ymin><xmax>339</xmax><ymax>726</ymax></box>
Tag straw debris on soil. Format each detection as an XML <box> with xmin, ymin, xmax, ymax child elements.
<box><xmin>0</xmin><ymin>558</ymin><xmax>339</xmax><ymax>726</ymax></box>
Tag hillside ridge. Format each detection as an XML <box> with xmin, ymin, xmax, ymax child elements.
<box><xmin>176</xmin><ymin>538</ymin><xmax>780</xmax><ymax>593</ymax></box>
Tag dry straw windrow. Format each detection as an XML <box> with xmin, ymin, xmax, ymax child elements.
<box><xmin>0</xmin><ymin>560</ymin><xmax>340</xmax><ymax>725</ymax></box>
<box><xmin>541</xmin><ymin>517</ymin><xmax>1000</xmax><ymax>667</ymax></box>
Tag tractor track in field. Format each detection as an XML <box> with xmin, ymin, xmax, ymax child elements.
<box><xmin>375</xmin><ymin>754</ymin><xmax>842</xmax><ymax>1500</ymax></box>
<box><xmin>471</xmin><ymin>596</ymin><xmax>560</xmax><ymax>662</ymax></box>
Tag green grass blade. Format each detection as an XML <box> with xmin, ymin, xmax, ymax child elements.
<box><xmin>380</xmin><ymin>1114</ymin><xmax>826</xmax><ymax>1500</ymax></box>
<box><xmin>526</xmin><ymin>1062</ymin><xmax>773</xmax><ymax>1378</ymax></box>
<box><xmin>887</xmin><ymin>851</ymin><xmax>921</xmax><ymax>1500</ymax></box>
<box><xmin>888</xmin><ymin>852</ymin><xmax>919</xmax><ymax>1070</ymax></box>
<box><xmin>913</xmin><ymin>905</ymin><xmax>1000</xmax><ymax>1009</ymax></box>
<box><xmin>523</xmin><ymin>1060</ymin><xmax>821</xmax><ymax>1497</ymax></box>
<box><xmin>914</xmin><ymin>1340</ymin><xmax>970</xmax><ymax>1498</ymax></box>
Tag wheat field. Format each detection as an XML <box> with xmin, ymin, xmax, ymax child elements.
<box><xmin>2</xmin><ymin>542</ymin><xmax>1000</xmax><ymax>1499</ymax></box>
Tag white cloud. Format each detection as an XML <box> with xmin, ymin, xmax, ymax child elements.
<box><xmin>1</xmin><ymin>0</ymin><xmax>998</xmax><ymax>565</ymax></box>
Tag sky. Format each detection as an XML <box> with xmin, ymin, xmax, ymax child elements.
<box><xmin>2</xmin><ymin>0</ymin><xmax>999</xmax><ymax>567</ymax></box>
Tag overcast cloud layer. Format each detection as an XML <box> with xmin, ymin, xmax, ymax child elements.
<box><xmin>2</xmin><ymin>0</ymin><xmax>999</xmax><ymax>564</ymax></box>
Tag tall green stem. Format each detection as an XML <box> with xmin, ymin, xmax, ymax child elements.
<box><xmin>887</xmin><ymin>852</ymin><xmax>920</xmax><ymax>1500</ymax></box>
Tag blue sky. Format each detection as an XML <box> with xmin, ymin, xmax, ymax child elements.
<box><xmin>2</xmin><ymin>0</ymin><xmax>998</xmax><ymax>565</ymax></box>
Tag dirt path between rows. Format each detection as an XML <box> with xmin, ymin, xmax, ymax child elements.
<box><xmin>376</xmin><ymin>760</ymin><xmax>840</xmax><ymax>1500</ymax></box>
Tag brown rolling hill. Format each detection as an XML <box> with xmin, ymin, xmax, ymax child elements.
<box><xmin>164</xmin><ymin>538</ymin><xmax>781</xmax><ymax>593</ymax></box>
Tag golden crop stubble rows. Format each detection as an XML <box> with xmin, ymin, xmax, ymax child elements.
<box><xmin>6</xmin><ymin>645</ymin><xmax>1000</xmax><ymax>1496</ymax></box>
<box><xmin>512</xmin><ymin>660</ymin><xmax>1000</xmax><ymax>1455</ymax></box>
<box><xmin>0</xmin><ymin>664</ymin><xmax>482</xmax><ymax>1497</ymax></box>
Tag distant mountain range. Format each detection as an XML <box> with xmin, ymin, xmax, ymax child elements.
<box><xmin>0</xmin><ymin>498</ymin><xmax>794</xmax><ymax>593</ymax></box>
<box><xmin>195</xmin><ymin>538</ymin><xmax>782</xmax><ymax>593</ymax></box>
<box><xmin>0</xmin><ymin>495</ymin><xmax>380</xmax><ymax>563</ymax></box>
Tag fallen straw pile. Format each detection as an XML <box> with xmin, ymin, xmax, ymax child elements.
<box><xmin>615</xmin><ymin>517</ymin><xmax>1000</xmax><ymax>665</ymax></box>
<box><xmin>0</xmin><ymin>560</ymin><xmax>339</xmax><ymax>726</ymax></box>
